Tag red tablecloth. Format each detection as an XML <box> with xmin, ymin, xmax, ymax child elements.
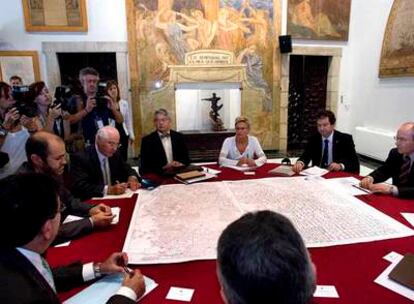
<box><xmin>48</xmin><ymin>164</ymin><xmax>414</xmax><ymax>304</ymax></box>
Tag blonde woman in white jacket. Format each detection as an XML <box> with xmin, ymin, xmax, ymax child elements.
<box><xmin>106</xmin><ymin>80</ymin><xmax>135</xmax><ymax>160</ymax></box>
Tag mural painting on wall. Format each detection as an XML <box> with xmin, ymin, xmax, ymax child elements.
<box><xmin>134</xmin><ymin>0</ymin><xmax>274</xmax><ymax>111</ymax></box>
<box><xmin>380</xmin><ymin>0</ymin><xmax>414</xmax><ymax>77</ymax></box>
<box><xmin>287</xmin><ymin>0</ymin><xmax>351</xmax><ymax>41</ymax></box>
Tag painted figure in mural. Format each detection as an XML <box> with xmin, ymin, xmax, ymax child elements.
<box><xmin>178</xmin><ymin>9</ymin><xmax>218</xmax><ymax>49</ymax></box>
<box><xmin>202</xmin><ymin>93</ymin><xmax>225</xmax><ymax>131</ymax></box>
<box><xmin>66</xmin><ymin>0</ymin><xmax>79</xmax><ymax>9</ymax></box>
<box><xmin>237</xmin><ymin>45</ymin><xmax>272</xmax><ymax>111</ymax></box>
<box><xmin>155</xmin><ymin>8</ymin><xmax>198</xmax><ymax>63</ymax></box>
<box><xmin>216</xmin><ymin>7</ymin><xmax>240</xmax><ymax>51</ymax></box>
<box><xmin>241</xmin><ymin>9</ymin><xmax>269</xmax><ymax>48</ymax></box>
<box><xmin>153</xmin><ymin>42</ymin><xmax>177</xmax><ymax>80</ymax></box>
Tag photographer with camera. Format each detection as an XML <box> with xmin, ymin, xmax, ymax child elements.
<box><xmin>67</xmin><ymin>67</ymin><xmax>123</xmax><ymax>146</ymax></box>
<box><xmin>0</xmin><ymin>82</ymin><xmax>31</xmax><ymax>178</ymax></box>
<box><xmin>28</xmin><ymin>81</ymin><xmax>70</xmax><ymax>139</ymax></box>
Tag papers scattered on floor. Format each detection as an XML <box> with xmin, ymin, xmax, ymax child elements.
<box><xmin>375</xmin><ymin>253</ymin><xmax>414</xmax><ymax>301</ymax></box>
<box><xmin>64</xmin><ymin>273</ymin><xmax>158</xmax><ymax>304</ymax></box>
<box><xmin>166</xmin><ymin>287</ymin><xmax>194</xmax><ymax>302</ymax></box>
<box><xmin>313</xmin><ymin>285</ymin><xmax>339</xmax><ymax>298</ymax></box>
<box><xmin>401</xmin><ymin>213</ymin><xmax>414</xmax><ymax>227</ymax></box>
<box><xmin>324</xmin><ymin>177</ymin><xmax>371</xmax><ymax>196</ymax></box>
<box><xmin>300</xmin><ymin>166</ymin><xmax>329</xmax><ymax>176</ymax></box>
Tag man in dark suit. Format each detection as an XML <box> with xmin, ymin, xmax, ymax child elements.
<box><xmin>217</xmin><ymin>210</ymin><xmax>316</xmax><ymax>304</ymax></box>
<box><xmin>16</xmin><ymin>131</ymin><xmax>114</xmax><ymax>245</ymax></box>
<box><xmin>0</xmin><ymin>173</ymin><xmax>145</xmax><ymax>304</ymax></box>
<box><xmin>140</xmin><ymin>108</ymin><xmax>190</xmax><ymax>175</ymax></box>
<box><xmin>360</xmin><ymin>122</ymin><xmax>414</xmax><ymax>198</ymax></box>
<box><xmin>293</xmin><ymin>110</ymin><xmax>360</xmax><ymax>174</ymax></box>
<box><xmin>70</xmin><ymin>126</ymin><xmax>140</xmax><ymax>200</ymax></box>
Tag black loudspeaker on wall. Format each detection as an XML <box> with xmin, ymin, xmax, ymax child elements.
<box><xmin>279</xmin><ymin>35</ymin><xmax>292</xmax><ymax>53</ymax></box>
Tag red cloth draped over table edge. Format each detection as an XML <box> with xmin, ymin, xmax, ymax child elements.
<box><xmin>47</xmin><ymin>164</ymin><xmax>414</xmax><ymax>304</ymax></box>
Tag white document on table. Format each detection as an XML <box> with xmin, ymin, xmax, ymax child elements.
<box><xmin>221</xmin><ymin>164</ymin><xmax>257</xmax><ymax>172</ymax></box>
<box><xmin>300</xmin><ymin>166</ymin><xmax>329</xmax><ymax>177</ymax></box>
<box><xmin>166</xmin><ymin>287</ymin><xmax>194</xmax><ymax>302</ymax></box>
<box><xmin>63</xmin><ymin>273</ymin><xmax>158</xmax><ymax>304</ymax></box>
<box><xmin>313</xmin><ymin>285</ymin><xmax>339</xmax><ymax>298</ymax></box>
<box><xmin>202</xmin><ymin>166</ymin><xmax>221</xmax><ymax>175</ymax></box>
<box><xmin>374</xmin><ymin>254</ymin><xmax>414</xmax><ymax>301</ymax></box>
<box><xmin>324</xmin><ymin>177</ymin><xmax>371</xmax><ymax>196</ymax></box>
<box><xmin>63</xmin><ymin>208</ymin><xmax>120</xmax><ymax>225</ymax></box>
<box><xmin>93</xmin><ymin>189</ymin><xmax>134</xmax><ymax>200</ymax></box>
<box><xmin>401</xmin><ymin>213</ymin><xmax>414</xmax><ymax>227</ymax></box>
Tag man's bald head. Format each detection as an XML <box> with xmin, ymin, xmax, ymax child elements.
<box><xmin>26</xmin><ymin>131</ymin><xmax>67</xmax><ymax>176</ymax></box>
<box><xmin>96</xmin><ymin>126</ymin><xmax>120</xmax><ymax>158</ymax></box>
<box><xmin>396</xmin><ymin>122</ymin><xmax>414</xmax><ymax>155</ymax></box>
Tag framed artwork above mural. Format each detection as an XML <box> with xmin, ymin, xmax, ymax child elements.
<box><xmin>22</xmin><ymin>0</ymin><xmax>88</xmax><ymax>32</ymax></box>
<box><xmin>0</xmin><ymin>51</ymin><xmax>41</xmax><ymax>84</ymax></box>
<box><xmin>287</xmin><ymin>0</ymin><xmax>351</xmax><ymax>41</ymax></box>
<box><xmin>379</xmin><ymin>0</ymin><xmax>414</xmax><ymax>77</ymax></box>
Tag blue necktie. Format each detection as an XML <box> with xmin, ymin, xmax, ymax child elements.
<box><xmin>321</xmin><ymin>139</ymin><xmax>329</xmax><ymax>168</ymax></box>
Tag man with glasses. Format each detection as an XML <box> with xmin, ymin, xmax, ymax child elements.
<box><xmin>140</xmin><ymin>108</ymin><xmax>190</xmax><ymax>175</ymax></box>
<box><xmin>0</xmin><ymin>173</ymin><xmax>146</xmax><ymax>304</ymax></box>
<box><xmin>360</xmin><ymin>122</ymin><xmax>414</xmax><ymax>198</ymax></box>
<box><xmin>70</xmin><ymin>126</ymin><xmax>140</xmax><ymax>200</ymax></box>
<box><xmin>16</xmin><ymin>131</ymin><xmax>114</xmax><ymax>244</ymax></box>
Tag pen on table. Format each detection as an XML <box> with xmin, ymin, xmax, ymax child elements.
<box><xmin>352</xmin><ymin>184</ymin><xmax>371</xmax><ymax>193</ymax></box>
<box><xmin>123</xmin><ymin>265</ymin><xmax>133</xmax><ymax>275</ymax></box>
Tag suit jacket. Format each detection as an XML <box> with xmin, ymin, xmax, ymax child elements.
<box><xmin>369</xmin><ymin>148</ymin><xmax>414</xmax><ymax>199</ymax></box>
<box><xmin>140</xmin><ymin>130</ymin><xmax>190</xmax><ymax>175</ymax></box>
<box><xmin>16</xmin><ymin>162</ymin><xmax>94</xmax><ymax>245</ymax></box>
<box><xmin>70</xmin><ymin>146</ymin><xmax>139</xmax><ymax>200</ymax></box>
<box><xmin>0</xmin><ymin>248</ymin><xmax>134</xmax><ymax>304</ymax></box>
<box><xmin>298</xmin><ymin>130</ymin><xmax>360</xmax><ymax>173</ymax></box>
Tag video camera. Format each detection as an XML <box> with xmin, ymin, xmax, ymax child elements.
<box><xmin>11</xmin><ymin>86</ymin><xmax>38</xmax><ymax>118</ymax></box>
<box><xmin>95</xmin><ymin>82</ymin><xmax>108</xmax><ymax>111</ymax></box>
<box><xmin>53</xmin><ymin>85</ymin><xmax>73</xmax><ymax>112</ymax></box>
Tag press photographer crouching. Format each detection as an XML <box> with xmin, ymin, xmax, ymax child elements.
<box><xmin>0</xmin><ymin>82</ymin><xmax>32</xmax><ymax>178</ymax></box>
<box><xmin>67</xmin><ymin>67</ymin><xmax>123</xmax><ymax>146</ymax></box>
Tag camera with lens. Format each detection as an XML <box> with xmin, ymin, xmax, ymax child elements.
<box><xmin>53</xmin><ymin>85</ymin><xmax>73</xmax><ymax>112</ymax></box>
<box><xmin>11</xmin><ymin>86</ymin><xmax>38</xmax><ymax>118</ymax></box>
<box><xmin>95</xmin><ymin>82</ymin><xmax>108</xmax><ymax>111</ymax></box>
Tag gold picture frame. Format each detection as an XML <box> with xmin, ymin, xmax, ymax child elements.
<box><xmin>379</xmin><ymin>0</ymin><xmax>414</xmax><ymax>77</ymax></box>
<box><xmin>0</xmin><ymin>51</ymin><xmax>41</xmax><ymax>84</ymax></box>
<box><xmin>22</xmin><ymin>0</ymin><xmax>88</xmax><ymax>32</ymax></box>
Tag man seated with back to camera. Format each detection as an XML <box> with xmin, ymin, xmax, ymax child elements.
<box><xmin>292</xmin><ymin>110</ymin><xmax>360</xmax><ymax>174</ymax></box>
<box><xmin>16</xmin><ymin>131</ymin><xmax>114</xmax><ymax>245</ymax></box>
<box><xmin>139</xmin><ymin>108</ymin><xmax>190</xmax><ymax>176</ymax></box>
<box><xmin>66</xmin><ymin>67</ymin><xmax>123</xmax><ymax>145</ymax></box>
<box><xmin>0</xmin><ymin>173</ymin><xmax>146</xmax><ymax>304</ymax></box>
<box><xmin>70</xmin><ymin>126</ymin><xmax>140</xmax><ymax>201</ymax></box>
<box><xmin>217</xmin><ymin>210</ymin><xmax>316</xmax><ymax>304</ymax></box>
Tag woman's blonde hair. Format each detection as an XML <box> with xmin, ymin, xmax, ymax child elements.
<box><xmin>235</xmin><ymin>116</ymin><xmax>250</xmax><ymax>129</ymax></box>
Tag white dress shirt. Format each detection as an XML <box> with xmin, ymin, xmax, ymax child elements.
<box><xmin>219</xmin><ymin>135</ymin><xmax>267</xmax><ymax>167</ymax></box>
<box><xmin>16</xmin><ymin>247</ymin><xmax>137</xmax><ymax>301</ymax></box>
<box><xmin>158</xmin><ymin>131</ymin><xmax>173</xmax><ymax>164</ymax></box>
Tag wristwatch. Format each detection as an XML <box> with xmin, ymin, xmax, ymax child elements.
<box><xmin>93</xmin><ymin>262</ymin><xmax>102</xmax><ymax>278</ymax></box>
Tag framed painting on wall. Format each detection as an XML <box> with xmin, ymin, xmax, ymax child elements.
<box><xmin>0</xmin><ymin>51</ymin><xmax>41</xmax><ymax>85</ymax></box>
<box><xmin>287</xmin><ymin>0</ymin><xmax>351</xmax><ymax>41</ymax></box>
<box><xmin>379</xmin><ymin>0</ymin><xmax>414</xmax><ymax>77</ymax></box>
<box><xmin>22</xmin><ymin>0</ymin><xmax>88</xmax><ymax>32</ymax></box>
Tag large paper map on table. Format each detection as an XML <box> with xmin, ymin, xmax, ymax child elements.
<box><xmin>123</xmin><ymin>177</ymin><xmax>414</xmax><ymax>264</ymax></box>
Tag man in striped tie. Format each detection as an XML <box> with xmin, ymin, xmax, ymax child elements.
<box><xmin>360</xmin><ymin>122</ymin><xmax>414</xmax><ymax>198</ymax></box>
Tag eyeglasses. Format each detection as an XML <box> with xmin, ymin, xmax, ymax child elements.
<box><xmin>106</xmin><ymin>141</ymin><xmax>122</xmax><ymax>149</ymax></box>
<box><xmin>394</xmin><ymin>136</ymin><xmax>412</xmax><ymax>142</ymax></box>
